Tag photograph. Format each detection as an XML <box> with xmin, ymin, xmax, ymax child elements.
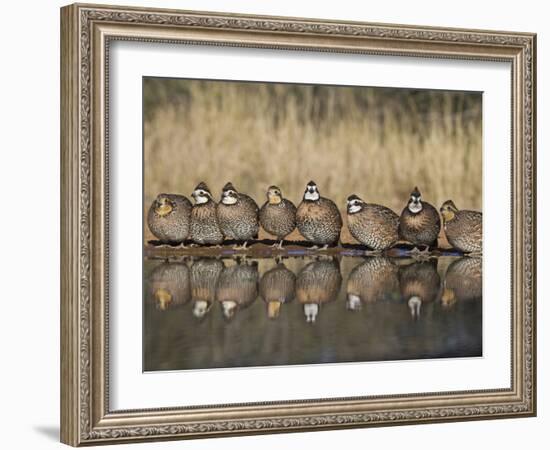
<box><xmin>58</xmin><ymin>2</ymin><xmax>537</xmax><ymax>445</ymax></box>
<box><xmin>142</xmin><ymin>77</ymin><xmax>483</xmax><ymax>371</ymax></box>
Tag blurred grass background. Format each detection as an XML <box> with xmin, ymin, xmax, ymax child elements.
<box><xmin>143</xmin><ymin>78</ymin><xmax>482</xmax><ymax>243</ymax></box>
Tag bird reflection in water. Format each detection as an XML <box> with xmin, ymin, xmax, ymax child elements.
<box><xmin>399</xmin><ymin>259</ymin><xmax>441</xmax><ymax>319</ymax></box>
<box><xmin>190</xmin><ymin>258</ymin><xmax>224</xmax><ymax>319</ymax></box>
<box><xmin>147</xmin><ymin>262</ymin><xmax>190</xmax><ymax>311</ymax></box>
<box><xmin>259</xmin><ymin>261</ymin><xmax>296</xmax><ymax>319</ymax></box>
<box><xmin>296</xmin><ymin>258</ymin><xmax>342</xmax><ymax>323</ymax></box>
<box><xmin>346</xmin><ymin>257</ymin><xmax>400</xmax><ymax>311</ymax></box>
<box><xmin>442</xmin><ymin>257</ymin><xmax>482</xmax><ymax>308</ymax></box>
<box><xmin>144</xmin><ymin>254</ymin><xmax>483</xmax><ymax>371</ymax></box>
<box><xmin>216</xmin><ymin>261</ymin><xmax>259</xmax><ymax>320</ymax></box>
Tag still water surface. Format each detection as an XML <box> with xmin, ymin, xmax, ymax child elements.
<box><xmin>143</xmin><ymin>256</ymin><xmax>482</xmax><ymax>371</ymax></box>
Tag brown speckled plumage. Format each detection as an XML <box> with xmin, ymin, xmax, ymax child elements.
<box><xmin>216</xmin><ymin>262</ymin><xmax>259</xmax><ymax>318</ymax></box>
<box><xmin>147</xmin><ymin>262</ymin><xmax>190</xmax><ymax>310</ymax></box>
<box><xmin>346</xmin><ymin>258</ymin><xmax>400</xmax><ymax>308</ymax></box>
<box><xmin>190</xmin><ymin>202</ymin><xmax>223</xmax><ymax>244</ymax></box>
<box><xmin>296</xmin><ymin>181</ymin><xmax>342</xmax><ymax>246</ymax></box>
<box><xmin>296</xmin><ymin>259</ymin><xmax>342</xmax><ymax>305</ymax></box>
<box><xmin>440</xmin><ymin>200</ymin><xmax>482</xmax><ymax>253</ymax></box>
<box><xmin>346</xmin><ymin>195</ymin><xmax>399</xmax><ymax>250</ymax></box>
<box><xmin>399</xmin><ymin>259</ymin><xmax>441</xmax><ymax>304</ymax></box>
<box><xmin>259</xmin><ymin>187</ymin><xmax>297</xmax><ymax>240</ymax></box>
<box><xmin>190</xmin><ymin>183</ymin><xmax>223</xmax><ymax>245</ymax></box>
<box><xmin>443</xmin><ymin>257</ymin><xmax>482</xmax><ymax>305</ymax></box>
<box><xmin>259</xmin><ymin>262</ymin><xmax>296</xmax><ymax>318</ymax></box>
<box><xmin>189</xmin><ymin>258</ymin><xmax>224</xmax><ymax>318</ymax></box>
<box><xmin>147</xmin><ymin>194</ymin><xmax>192</xmax><ymax>243</ymax></box>
<box><xmin>217</xmin><ymin>183</ymin><xmax>260</xmax><ymax>241</ymax></box>
<box><xmin>190</xmin><ymin>258</ymin><xmax>224</xmax><ymax>304</ymax></box>
<box><xmin>399</xmin><ymin>187</ymin><xmax>441</xmax><ymax>247</ymax></box>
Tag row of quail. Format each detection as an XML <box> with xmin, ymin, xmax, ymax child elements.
<box><xmin>147</xmin><ymin>257</ymin><xmax>341</xmax><ymax>323</ymax></box>
<box><xmin>152</xmin><ymin>258</ymin><xmax>257</xmax><ymax>320</ymax></box>
<box><xmin>148</xmin><ymin>180</ymin><xmax>340</xmax><ymax>248</ymax></box>
<box><xmin>347</xmin><ymin>186</ymin><xmax>481</xmax><ymax>252</ymax></box>
<box><xmin>148</xmin><ymin>183</ymin><xmax>482</xmax><ymax>253</ymax></box>
<box><xmin>148</xmin><ymin>256</ymin><xmax>480</xmax><ymax>321</ymax></box>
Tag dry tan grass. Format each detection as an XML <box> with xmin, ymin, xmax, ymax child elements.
<box><xmin>144</xmin><ymin>79</ymin><xmax>481</xmax><ymax>242</ymax></box>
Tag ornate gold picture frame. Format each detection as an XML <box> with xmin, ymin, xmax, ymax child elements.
<box><xmin>60</xmin><ymin>3</ymin><xmax>536</xmax><ymax>446</ymax></box>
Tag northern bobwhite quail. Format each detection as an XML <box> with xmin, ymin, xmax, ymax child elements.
<box><xmin>346</xmin><ymin>257</ymin><xmax>400</xmax><ymax>311</ymax></box>
<box><xmin>399</xmin><ymin>259</ymin><xmax>441</xmax><ymax>319</ymax></box>
<box><xmin>147</xmin><ymin>193</ymin><xmax>192</xmax><ymax>244</ymax></box>
<box><xmin>399</xmin><ymin>187</ymin><xmax>441</xmax><ymax>251</ymax></box>
<box><xmin>296</xmin><ymin>258</ymin><xmax>342</xmax><ymax>323</ymax></box>
<box><xmin>189</xmin><ymin>182</ymin><xmax>224</xmax><ymax>246</ymax></box>
<box><xmin>190</xmin><ymin>258</ymin><xmax>224</xmax><ymax>319</ymax></box>
<box><xmin>217</xmin><ymin>182</ymin><xmax>259</xmax><ymax>249</ymax></box>
<box><xmin>442</xmin><ymin>257</ymin><xmax>482</xmax><ymax>308</ymax></box>
<box><xmin>259</xmin><ymin>261</ymin><xmax>296</xmax><ymax>319</ymax></box>
<box><xmin>259</xmin><ymin>185</ymin><xmax>297</xmax><ymax>249</ymax></box>
<box><xmin>147</xmin><ymin>262</ymin><xmax>190</xmax><ymax>311</ymax></box>
<box><xmin>216</xmin><ymin>261</ymin><xmax>259</xmax><ymax>320</ymax></box>
<box><xmin>296</xmin><ymin>181</ymin><xmax>342</xmax><ymax>249</ymax></box>
<box><xmin>440</xmin><ymin>200</ymin><xmax>482</xmax><ymax>253</ymax></box>
<box><xmin>346</xmin><ymin>194</ymin><xmax>399</xmax><ymax>251</ymax></box>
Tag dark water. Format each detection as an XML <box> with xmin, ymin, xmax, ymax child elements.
<box><xmin>143</xmin><ymin>256</ymin><xmax>482</xmax><ymax>372</ymax></box>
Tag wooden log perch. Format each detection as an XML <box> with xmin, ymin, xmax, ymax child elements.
<box><xmin>144</xmin><ymin>238</ymin><xmax>467</xmax><ymax>260</ymax></box>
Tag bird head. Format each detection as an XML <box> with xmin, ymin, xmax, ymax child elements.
<box><xmin>304</xmin><ymin>180</ymin><xmax>320</xmax><ymax>201</ymax></box>
<box><xmin>407</xmin><ymin>186</ymin><xmax>423</xmax><ymax>213</ymax></box>
<box><xmin>191</xmin><ymin>182</ymin><xmax>212</xmax><ymax>205</ymax></box>
<box><xmin>221</xmin><ymin>182</ymin><xmax>238</xmax><ymax>205</ymax></box>
<box><xmin>440</xmin><ymin>200</ymin><xmax>458</xmax><ymax>222</ymax></box>
<box><xmin>266</xmin><ymin>185</ymin><xmax>283</xmax><ymax>205</ymax></box>
<box><xmin>346</xmin><ymin>194</ymin><xmax>364</xmax><ymax>214</ymax></box>
<box><xmin>154</xmin><ymin>194</ymin><xmax>175</xmax><ymax>216</ymax></box>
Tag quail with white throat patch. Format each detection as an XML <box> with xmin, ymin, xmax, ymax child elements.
<box><xmin>399</xmin><ymin>186</ymin><xmax>441</xmax><ymax>251</ymax></box>
<box><xmin>189</xmin><ymin>182</ymin><xmax>223</xmax><ymax>245</ymax></box>
<box><xmin>296</xmin><ymin>258</ymin><xmax>342</xmax><ymax>323</ymax></box>
<box><xmin>190</xmin><ymin>258</ymin><xmax>224</xmax><ymax>320</ymax></box>
<box><xmin>296</xmin><ymin>181</ymin><xmax>342</xmax><ymax>249</ymax></box>
<box><xmin>216</xmin><ymin>262</ymin><xmax>259</xmax><ymax>321</ymax></box>
<box><xmin>399</xmin><ymin>259</ymin><xmax>441</xmax><ymax>320</ymax></box>
<box><xmin>217</xmin><ymin>182</ymin><xmax>260</xmax><ymax>250</ymax></box>
<box><xmin>346</xmin><ymin>257</ymin><xmax>400</xmax><ymax>311</ymax></box>
<box><xmin>346</xmin><ymin>194</ymin><xmax>399</xmax><ymax>251</ymax></box>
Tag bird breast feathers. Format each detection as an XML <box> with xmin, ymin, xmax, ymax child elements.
<box><xmin>298</xmin><ymin>197</ymin><xmax>341</xmax><ymax>222</ymax></box>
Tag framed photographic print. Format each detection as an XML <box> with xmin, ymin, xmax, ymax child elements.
<box><xmin>60</xmin><ymin>3</ymin><xmax>536</xmax><ymax>446</ymax></box>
